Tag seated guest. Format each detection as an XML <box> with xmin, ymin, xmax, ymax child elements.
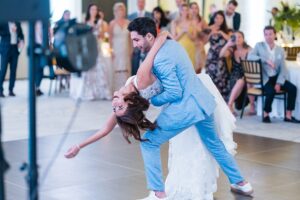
<box><xmin>248</xmin><ymin>26</ymin><xmax>299</xmax><ymax>123</ymax></box>
<box><xmin>220</xmin><ymin>31</ymin><xmax>255</xmax><ymax>115</ymax></box>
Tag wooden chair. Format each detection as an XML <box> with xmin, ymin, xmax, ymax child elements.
<box><xmin>42</xmin><ymin>65</ymin><xmax>55</xmax><ymax>96</ymax></box>
<box><xmin>240</xmin><ymin>60</ymin><xmax>287</xmax><ymax>121</ymax></box>
<box><xmin>54</xmin><ymin>67</ymin><xmax>70</xmax><ymax>93</ymax></box>
<box><xmin>283</xmin><ymin>46</ymin><xmax>300</xmax><ymax>61</ymax></box>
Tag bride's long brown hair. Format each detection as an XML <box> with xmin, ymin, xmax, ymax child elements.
<box><xmin>116</xmin><ymin>92</ymin><xmax>157</xmax><ymax>143</ymax></box>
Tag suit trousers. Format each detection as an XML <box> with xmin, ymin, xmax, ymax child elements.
<box><xmin>131</xmin><ymin>48</ymin><xmax>141</xmax><ymax>76</ymax></box>
<box><xmin>140</xmin><ymin>114</ymin><xmax>244</xmax><ymax>191</ymax></box>
<box><xmin>0</xmin><ymin>44</ymin><xmax>19</xmax><ymax>93</ymax></box>
<box><xmin>264</xmin><ymin>76</ymin><xmax>297</xmax><ymax>113</ymax></box>
<box><xmin>34</xmin><ymin>54</ymin><xmax>44</xmax><ymax>88</ymax></box>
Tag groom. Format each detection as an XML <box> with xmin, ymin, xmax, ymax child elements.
<box><xmin>128</xmin><ymin>18</ymin><xmax>253</xmax><ymax>199</ymax></box>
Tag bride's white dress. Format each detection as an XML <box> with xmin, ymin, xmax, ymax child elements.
<box><xmin>128</xmin><ymin>73</ymin><xmax>237</xmax><ymax>200</ymax></box>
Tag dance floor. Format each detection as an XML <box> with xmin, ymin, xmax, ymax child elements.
<box><xmin>2</xmin><ymin>128</ymin><xmax>300</xmax><ymax>200</ymax></box>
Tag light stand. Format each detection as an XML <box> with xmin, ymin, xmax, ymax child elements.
<box><xmin>0</xmin><ymin>1</ymin><xmax>50</xmax><ymax>199</ymax></box>
<box><xmin>0</xmin><ymin>104</ymin><xmax>10</xmax><ymax>200</ymax></box>
<box><xmin>0</xmin><ymin>1</ymin><xmax>97</xmax><ymax>199</ymax></box>
<box><xmin>27</xmin><ymin>21</ymin><xmax>38</xmax><ymax>200</ymax></box>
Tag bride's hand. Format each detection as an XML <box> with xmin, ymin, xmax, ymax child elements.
<box><xmin>64</xmin><ymin>145</ymin><xmax>81</xmax><ymax>158</ymax></box>
<box><xmin>161</xmin><ymin>30</ymin><xmax>174</xmax><ymax>39</ymax></box>
<box><xmin>153</xmin><ymin>31</ymin><xmax>171</xmax><ymax>49</ymax></box>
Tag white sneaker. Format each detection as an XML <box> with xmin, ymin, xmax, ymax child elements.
<box><xmin>137</xmin><ymin>191</ymin><xmax>167</xmax><ymax>200</ymax></box>
<box><xmin>231</xmin><ymin>182</ymin><xmax>254</xmax><ymax>196</ymax></box>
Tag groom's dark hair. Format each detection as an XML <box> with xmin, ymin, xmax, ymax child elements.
<box><xmin>128</xmin><ymin>17</ymin><xmax>157</xmax><ymax>37</ymax></box>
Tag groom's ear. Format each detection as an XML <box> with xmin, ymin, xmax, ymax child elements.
<box><xmin>145</xmin><ymin>33</ymin><xmax>155</xmax><ymax>41</ymax></box>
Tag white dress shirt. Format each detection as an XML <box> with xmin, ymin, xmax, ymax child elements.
<box><xmin>138</xmin><ymin>10</ymin><xmax>145</xmax><ymax>17</ymax></box>
<box><xmin>264</xmin><ymin>42</ymin><xmax>278</xmax><ymax>77</ymax></box>
<box><xmin>224</xmin><ymin>12</ymin><xmax>234</xmax><ymax>30</ymax></box>
<box><xmin>8</xmin><ymin>22</ymin><xmax>17</xmax><ymax>45</ymax></box>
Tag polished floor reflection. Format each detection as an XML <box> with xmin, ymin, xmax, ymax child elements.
<box><xmin>3</xmin><ymin>129</ymin><xmax>300</xmax><ymax>200</ymax></box>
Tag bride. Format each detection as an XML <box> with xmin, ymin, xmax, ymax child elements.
<box><xmin>65</xmin><ymin>32</ymin><xmax>237</xmax><ymax>199</ymax></box>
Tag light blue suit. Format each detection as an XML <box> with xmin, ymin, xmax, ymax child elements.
<box><xmin>141</xmin><ymin>40</ymin><xmax>244</xmax><ymax>191</ymax></box>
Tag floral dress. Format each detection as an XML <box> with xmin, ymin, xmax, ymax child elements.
<box><xmin>205</xmin><ymin>33</ymin><xmax>230</xmax><ymax>101</ymax></box>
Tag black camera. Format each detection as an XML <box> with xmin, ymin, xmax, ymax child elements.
<box><xmin>231</xmin><ymin>34</ymin><xmax>236</xmax><ymax>42</ymax></box>
<box><xmin>53</xmin><ymin>19</ymin><xmax>98</xmax><ymax>72</ymax></box>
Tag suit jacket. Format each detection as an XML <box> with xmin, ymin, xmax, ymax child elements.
<box><xmin>0</xmin><ymin>22</ymin><xmax>24</xmax><ymax>52</ymax></box>
<box><xmin>150</xmin><ymin>40</ymin><xmax>216</xmax><ymax>130</ymax></box>
<box><xmin>232</xmin><ymin>12</ymin><xmax>241</xmax><ymax>31</ymax></box>
<box><xmin>128</xmin><ymin>11</ymin><xmax>152</xmax><ymax>21</ymax></box>
<box><xmin>248</xmin><ymin>41</ymin><xmax>288</xmax><ymax>85</ymax></box>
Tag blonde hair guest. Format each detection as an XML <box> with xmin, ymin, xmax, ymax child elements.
<box><xmin>109</xmin><ymin>2</ymin><xmax>132</xmax><ymax>91</ymax></box>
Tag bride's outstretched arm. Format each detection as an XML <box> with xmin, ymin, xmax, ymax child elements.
<box><xmin>65</xmin><ymin>113</ymin><xmax>117</xmax><ymax>158</ymax></box>
<box><xmin>136</xmin><ymin>32</ymin><xmax>169</xmax><ymax>90</ymax></box>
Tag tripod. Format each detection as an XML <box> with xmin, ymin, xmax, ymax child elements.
<box><xmin>0</xmin><ymin>104</ymin><xmax>10</xmax><ymax>200</ymax></box>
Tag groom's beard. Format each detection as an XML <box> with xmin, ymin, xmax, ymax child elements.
<box><xmin>142</xmin><ymin>45</ymin><xmax>151</xmax><ymax>53</ymax></box>
<box><xmin>142</xmin><ymin>39</ymin><xmax>153</xmax><ymax>53</ymax></box>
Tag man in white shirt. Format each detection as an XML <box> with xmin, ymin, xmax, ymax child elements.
<box><xmin>224</xmin><ymin>0</ymin><xmax>241</xmax><ymax>31</ymax></box>
<box><xmin>128</xmin><ymin>0</ymin><xmax>152</xmax><ymax>21</ymax></box>
<box><xmin>128</xmin><ymin>0</ymin><xmax>152</xmax><ymax>76</ymax></box>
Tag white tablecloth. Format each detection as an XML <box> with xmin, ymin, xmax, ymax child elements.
<box><xmin>257</xmin><ymin>61</ymin><xmax>300</xmax><ymax>119</ymax></box>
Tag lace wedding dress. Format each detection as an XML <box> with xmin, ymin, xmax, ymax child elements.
<box><xmin>127</xmin><ymin>73</ymin><xmax>237</xmax><ymax>200</ymax></box>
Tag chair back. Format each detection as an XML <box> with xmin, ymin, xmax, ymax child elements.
<box><xmin>283</xmin><ymin>46</ymin><xmax>300</xmax><ymax>60</ymax></box>
<box><xmin>241</xmin><ymin>60</ymin><xmax>263</xmax><ymax>88</ymax></box>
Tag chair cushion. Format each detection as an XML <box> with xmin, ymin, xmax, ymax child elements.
<box><xmin>247</xmin><ymin>87</ymin><xmax>262</xmax><ymax>95</ymax></box>
<box><xmin>55</xmin><ymin>68</ymin><xmax>70</xmax><ymax>75</ymax></box>
<box><xmin>247</xmin><ymin>87</ymin><xmax>286</xmax><ymax>96</ymax></box>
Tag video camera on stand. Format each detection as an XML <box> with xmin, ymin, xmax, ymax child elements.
<box><xmin>0</xmin><ymin>1</ymin><xmax>98</xmax><ymax>199</ymax></box>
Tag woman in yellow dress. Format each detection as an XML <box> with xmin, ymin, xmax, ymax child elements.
<box><xmin>190</xmin><ymin>2</ymin><xmax>208</xmax><ymax>73</ymax></box>
<box><xmin>171</xmin><ymin>3</ymin><xmax>196</xmax><ymax>68</ymax></box>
